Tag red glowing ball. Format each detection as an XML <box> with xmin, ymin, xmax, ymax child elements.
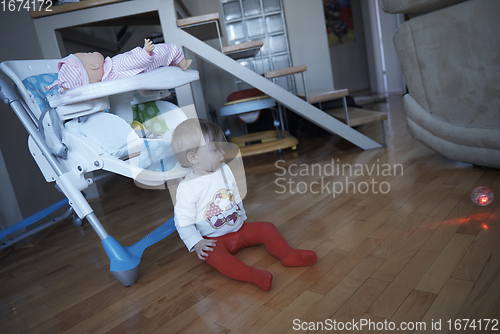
<box><xmin>471</xmin><ymin>186</ymin><xmax>494</xmax><ymax>206</ymax></box>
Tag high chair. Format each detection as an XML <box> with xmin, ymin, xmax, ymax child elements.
<box><xmin>0</xmin><ymin>59</ymin><xmax>202</xmax><ymax>286</ymax></box>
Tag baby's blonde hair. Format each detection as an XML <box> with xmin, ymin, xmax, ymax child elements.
<box><xmin>172</xmin><ymin>119</ymin><xmax>226</xmax><ymax>167</ymax></box>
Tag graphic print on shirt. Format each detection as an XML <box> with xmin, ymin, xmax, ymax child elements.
<box><xmin>204</xmin><ymin>188</ymin><xmax>241</xmax><ymax>229</ymax></box>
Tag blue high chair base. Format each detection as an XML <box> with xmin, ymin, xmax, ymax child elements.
<box><xmin>112</xmin><ymin>266</ymin><xmax>141</xmax><ymax>287</ymax></box>
<box><xmin>0</xmin><ymin>198</ymin><xmax>73</xmax><ymax>251</ymax></box>
<box><xmin>101</xmin><ymin>216</ymin><xmax>176</xmax><ymax>286</ymax></box>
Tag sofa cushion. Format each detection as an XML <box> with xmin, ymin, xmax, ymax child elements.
<box><xmin>407</xmin><ymin>118</ymin><xmax>500</xmax><ymax>169</ymax></box>
<box><xmin>381</xmin><ymin>0</ymin><xmax>468</xmax><ymax>15</ymax></box>
<box><xmin>394</xmin><ymin>0</ymin><xmax>500</xmax><ymax>129</ymax></box>
<box><xmin>404</xmin><ymin>95</ymin><xmax>500</xmax><ymax>151</ymax></box>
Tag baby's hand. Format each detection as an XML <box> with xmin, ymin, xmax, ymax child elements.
<box><xmin>144</xmin><ymin>39</ymin><xmax>155</xmax><ymax>55</ymax></box>
<box><xmin>194</xmin><ymin>239</ymin><xmax>217</xmax><ymax>260</ymax></box>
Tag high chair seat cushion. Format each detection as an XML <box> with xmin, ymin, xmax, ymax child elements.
<box><xmin>65</xmin><ymin>112</ymin><xmax>140</xmax><ymax>158</ymax></box>
<box><xmin>22</xmin><ymin>73</ymin><xmax>59</xmax><ymax>114</ymax></box>
<box><xmin>133</xmin><ymin>100</ymin><xmax>178</xmax><ymax>135</ymax></box>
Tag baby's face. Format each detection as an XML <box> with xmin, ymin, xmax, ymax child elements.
<box><xmin>192</xmin><ymin>138</ymin><xmax>225</xmax><ymax>175</ymax></box>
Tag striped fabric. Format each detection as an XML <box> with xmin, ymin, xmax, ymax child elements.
<box><xmin>47</xmin><ymin>43</ymin><xmax>185</xmax><ymax>93</ymax></box>
<box><xmin>102</xmin><ymin>43</ymin><xmax>184</xmax><ymax>81</ymax></box>
<box><xmin>45</xmin><ymin>54</ymin><xmax>89</xmax><ymax>94</ymax></box>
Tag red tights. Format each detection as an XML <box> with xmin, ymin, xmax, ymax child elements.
<box><xmin>204</xmin><ymin>222</ymin><xmax>317</xmax><ymax>291</ymax></box>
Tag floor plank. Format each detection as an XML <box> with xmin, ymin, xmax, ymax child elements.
<box><xmin>414</xmin><ymin>233</ymin><xmax>475</xmax><ymax>294</ymax></box>
<box><xmin>453</xmin><ymin>254</ymin><xmax>500</xmax><ymax>323</ymax></box>
<box><xmin>419</xmin><ymin>279</ymin><xmax>474</xmax><ymax>334</ymax></box>
<box><xmin>381</xmin><ymin>289</ymin><xmax>437</xmax><ymax>334</ymax></box>
<box><xmin>367</xmin><ymin>249</ymin><xmax>439</xmax><ymax>319</ymax></box>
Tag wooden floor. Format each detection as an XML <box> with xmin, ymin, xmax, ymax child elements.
<box><xmin>1</xmin><ymin>95</ymin><xmax>499</xmax><ymax>333</ymax></box>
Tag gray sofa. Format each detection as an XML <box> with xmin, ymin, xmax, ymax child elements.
<box><xmin>382</xmin><ymin>0</ymin><xmax>500</xmax><ymax>168</ymax></box>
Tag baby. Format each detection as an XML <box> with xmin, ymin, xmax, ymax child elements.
<box><xmin>172</xmin><ymin>119</ymin><xmax>317</xmax><ymax>291</ymax></box>
<box><xmin>47</xmin><ymin>39</ymin><xmax>192</xmax><ymax>93</ymax></box>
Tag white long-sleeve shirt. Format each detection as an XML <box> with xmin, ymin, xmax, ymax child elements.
<box><xmin>174</xmin><ymin>164</ymin><xmax>246</xmax><ymax>251</ymax></box>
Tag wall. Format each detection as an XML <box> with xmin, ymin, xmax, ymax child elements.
<box><xmin>328</xmin><ymin>0</ymin><xmax>371</xmax><ymax>92</ymax></box>
<box><xmin>283</xmin><ymin>0</ymin><xmax>335</xmax><ymax>95</ymax></box>
<box><xmin>326</xmin><ymin>0</ymin><xmax>404</xmax><ymax>96</ymax></box>
<box><xmin>0</xmin><ymin>148</ymin><xmax>22</xmax><ymax>230</ymax></box>
<box><xmin>0</xmin><ymin>10</ymin><xmax>64</xmax><ymax>229</ymax></box>
<box><xmin>360</xmin><ymin>0</ymin><xmax>380</xmax><ymax>95</ymax></box>
<box><xmin>378</xmin><ymin>8</ymin><xmax>404</xmax><ymax>95</ymax></box>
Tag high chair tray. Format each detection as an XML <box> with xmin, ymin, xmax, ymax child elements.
<box><xmin>48</xmin><ymin>67</ymin><xmax>199</xmax><ymax>107</ymax></box>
